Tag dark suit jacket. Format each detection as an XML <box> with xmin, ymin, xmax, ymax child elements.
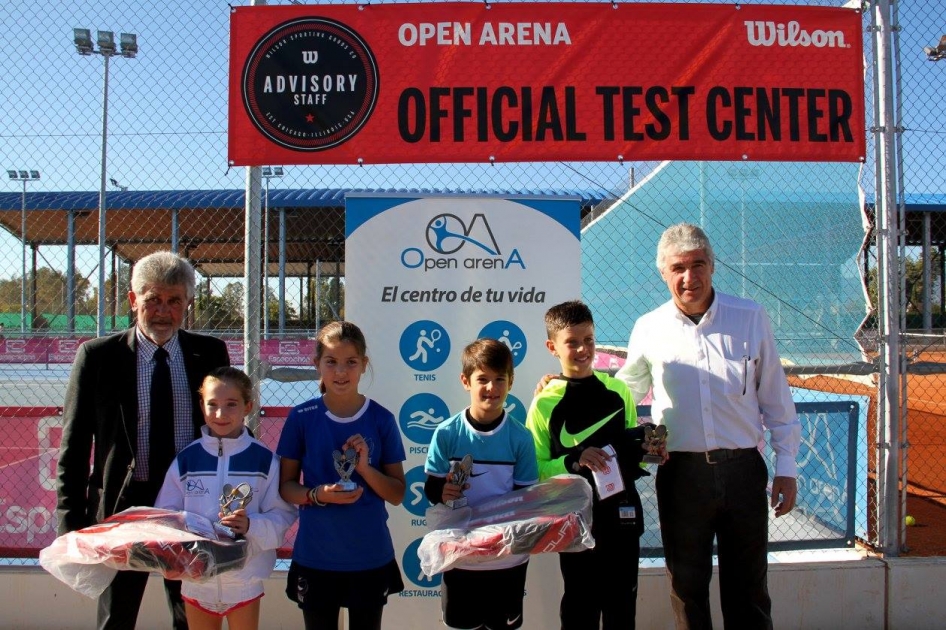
<box><xmin>56</xmin><ymin>327</ymin><xmax>230</xmax><ymax>534</ymax></box>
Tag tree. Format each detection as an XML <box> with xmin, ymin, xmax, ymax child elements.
<box><xmin>263</xmin><ymin>285</ymin><xmax>298</xmax><ymax>324</ymax></box>
<box><xmin>306</xmin><ymin>276</ymin><xmax>344</xmax><ymax>326</ymax></box>
<box><xmin>865</xmin><ymin>250</ymin><xmax>943</xmax><ymax>317</ymax></box>
<box><xmin>0</xmin><ymin>267</ymin><xmax>93</xmax><ymax>320</ymax></box>
<box><xmin>195</xmin><ymin>282</ymin><xmax>245</xmax><ymax>330</ymax></box>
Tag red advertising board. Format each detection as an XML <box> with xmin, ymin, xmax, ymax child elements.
<box><xmin>0</xmin><ymin>338</ymin><xmax>51</xmax><ymax>364</ymax></box>
<box><xmin>223</xmin><ymin>339</ymin><xmax>316</xmax><ymax>366</ymax></box>
<box><xmin>229</xmin><ymin>2</ymin><xmax>866</xmax><ymax>165</ymax></box>
<box><xmin>0</xmin><ymin>407</ymin><xmax>296</xmax><ymax>557</ymax></box>
<box><xmin>0</xmin><ymin>337</ymin><xmax>313</xmax><ymax>367</ymax></box>
<box><xmin>0</xmin><ymin>408</ymin><xmax>62</xmax><ymax>556</ymax></box>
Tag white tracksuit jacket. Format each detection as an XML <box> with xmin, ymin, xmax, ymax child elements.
<box><xmin>155</xmin><ymin>426</ymin><xmax>296</xmax><ymax>606</ymax></box>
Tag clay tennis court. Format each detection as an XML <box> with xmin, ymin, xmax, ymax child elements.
<box><xmin>789</xmin><ymin>349</ymin><xmax>946</xmax><ymax>557</ymax></box>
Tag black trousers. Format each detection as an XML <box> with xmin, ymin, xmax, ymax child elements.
<box><xmin>656</xmin><ymin>450</ymin><xmax>773</xmax><ymax>630</ymax></box>
<box><xmin>559</xmin><ymin>522</ymin><xmax>640</xmax><ymax>629</ymax></box>
<box><xmin>97</xmin><ymin>480</ymin><xmax>187</xmax><ymax>630</ymax></box>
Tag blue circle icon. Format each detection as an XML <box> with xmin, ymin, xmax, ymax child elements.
<box><xmin>399</xmin><ymin>393</ymin><xmax>450</xmax><ymax>445</ymax></box>
<box><xmin>504</xmin><ymin>393</ymin><xmax>526</xmax><ymax>425</ymax></box>
<box><xmin>403</xmin><ymin>465</ymin><xmax>432</xmax><ymax>517</ymax></box>
<box><xmin>400</xmin><ymin>320</ymin><xmax>450</xmax><ymax>371</ymax></box>
<box><xmin>478</xmin><ymin>320</ymin><xmax>528</xmax><ymax>367</ymax></box>
<box><xmin>403</xmin><ymin>537</ymin><xmax>442</xmax><ymax>588</ymax></box>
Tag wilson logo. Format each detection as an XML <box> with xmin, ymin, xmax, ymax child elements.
<box><xmin>301</xmin><ymin>51</ymin><xmax>318</xmax><ymax>64</ymax></box>
<box><xmin>744</xmin><ymin>20</ymin><xmax>846</xmax><ymax>48</ymax></box>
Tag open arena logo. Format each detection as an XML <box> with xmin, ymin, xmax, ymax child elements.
<box><xmin>400</xmin><ymin>213</ymin><xmax>525</xmax><ymax>272</ymax></box>
<box><xmin>242</xmin><ymin>18</ymin><xmax>379</xmax><ymax>151</ymax></box>
<box><xmin>744</xmin><ymin>20</ymin><xmax>847</xmax><ymax>48</ymax></box>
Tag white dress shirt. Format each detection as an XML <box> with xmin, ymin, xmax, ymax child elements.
<box><xmin>615</xmin><ymin>291</ymin><xmax>800</xmax><ymax>478</ymax></box>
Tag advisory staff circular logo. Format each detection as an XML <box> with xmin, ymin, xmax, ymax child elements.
<box><xmin>242</xmin><ymin>18</ymin><xmax>379</xmax><ymax>152</ymax></box>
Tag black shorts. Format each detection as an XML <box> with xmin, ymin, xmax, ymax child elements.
<box><xmin>441</xmin><ymin>561</ymin><xmax>528</xmax><ymax>630</ymax></box>
<box><xmin>285</xmin><ymin>558</ymin><xmax>404</xmax><ymax>610</ymax></box>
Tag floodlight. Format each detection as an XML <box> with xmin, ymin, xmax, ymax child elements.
<box><xmin>7</xmin><ymin>170</ymin><xmax>40</xmax><ymax>181</ymax></box>
<box><xmin>120</xmin><ymin>33</ymin><xmax>138</xmax><ymax>58</ymax></box>
<box><xmin>74</xmin><ymin>28</ymin><xmax>93</xmax><ymax>55</ymax></box>
<box><xmin>97</xmin><ymin>30</ymin><xmax>116</xmax><ymax>55</ymax></box>
<box><xmin>72</xmin><ymin>27</ymin><xmax>139</xmax><ymax>336</ymax></box>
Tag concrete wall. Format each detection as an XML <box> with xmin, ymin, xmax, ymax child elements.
<box><xmin>5</xmin><ymin>555</ymin><xmax>945</xmax><ymax>629</ymax></box>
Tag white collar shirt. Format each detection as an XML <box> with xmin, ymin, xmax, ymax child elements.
<box><xmin>616</xmin><ymin>291</ymin><xmax>800</xmax><ymax>478</ymax></box>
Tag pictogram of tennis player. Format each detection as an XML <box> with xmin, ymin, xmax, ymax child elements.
<box><xmin>409</xmin><ymin>328</ymin><xmax>442</xmax><ymax>363</ymax></box>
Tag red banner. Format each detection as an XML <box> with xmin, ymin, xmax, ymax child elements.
<box><xmin>0</xmin><ymin>407</ymin><xmax>296</xmax><ymax>556</ymax></box>
<box><xmin>223</xmin><ymin>339</ymin><xmax>316</xmax><ymax>367</ymax></box>
<box><xmin>229</xmin><ymin>3</ymin><xmax>865</xmax><ymax>165</ymax></box>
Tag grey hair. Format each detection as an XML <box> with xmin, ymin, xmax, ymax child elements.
<box><xmin>131</xmin><ymin>251</ymin><xmax>197</xmax><ymax>300</ymax></box>
<box><xmin>656</xmin><ymin>223</ymin><xmax>715</xmax><ymax>271</ymax></box>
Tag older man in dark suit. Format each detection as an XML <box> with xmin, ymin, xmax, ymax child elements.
<box><xmin>56</xmin><ymin>251</ymin><xmax>231</xmax><ymax>630</ymax></box>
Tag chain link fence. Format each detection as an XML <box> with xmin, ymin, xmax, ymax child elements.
<box><xmin>0</xmin><ymin>0</ymin><xmax>944</xmax><ymax>563</ymax></box>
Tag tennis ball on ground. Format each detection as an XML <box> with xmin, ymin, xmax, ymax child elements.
<box><xmin>905</xmin><ymin>515</ymin><xmax>916</xmax><ymax>526</ymax></box>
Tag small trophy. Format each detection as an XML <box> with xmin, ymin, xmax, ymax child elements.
<box><xmin>642</xmin><ymin>425</ymin><xmax>668</xmax><ymax>465</ymax></box>
<box><xmin>215</xmin><ymin>482</ymin><xmax>253</xmax><ymax>538</ymax></box>
<box><xmin>333</xmin><ymin>448</ymin><xmax>359</xmax><ymax>491</ymax></box>
<box><xmin>445</xmin><ymin>454</ymin><xmax>473</xmax><ymax>509</ymax></box>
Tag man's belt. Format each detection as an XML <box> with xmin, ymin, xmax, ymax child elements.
<box><xmin>673</xmin><ymin>448</ymin><xmax>758</xmax><ymax>465</ymax></box>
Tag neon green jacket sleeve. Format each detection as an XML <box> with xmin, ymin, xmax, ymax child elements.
<box><xmin>525</xmin><ymin>382</ymin><xmax>569</xmax><ymax>481</ymax></box>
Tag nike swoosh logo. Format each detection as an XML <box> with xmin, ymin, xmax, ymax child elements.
<box><xmin>559</xmin><ymin>409</ymin><xmax>621</xmax><ymax>448</ymax></box>
<box><xmin>506</xmin><ymin>614</ymin><xmax>522</xmax><ymax>626</ymax></box>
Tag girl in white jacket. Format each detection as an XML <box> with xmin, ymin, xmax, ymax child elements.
<box><xmin>156</xmin><ymin>367</ymin><xmax>296</xmax><ymax>630</ymax></box>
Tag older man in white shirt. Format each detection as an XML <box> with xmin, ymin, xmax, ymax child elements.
<box><xmin>616</xmin><ymin>223</ymin><xmax>800</xmax><ymax>630</ymax></box>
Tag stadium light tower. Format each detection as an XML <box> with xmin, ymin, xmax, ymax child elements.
<box><xmin>7</xmin><ymin>169</ymin><xmax>40</xmax><ymax>333</ymax></box>
<box><xmin>261</xmin><ymin>166</ymin><xmax>284</xmax><ymax>339</ymax></box>
<box><xmin>73</xmin><ymin>28</ymin><xmax>138</xmax><ymax>337</ymax></box>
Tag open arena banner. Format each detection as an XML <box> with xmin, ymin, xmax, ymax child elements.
<box><xmin>228</xmin><ymin>2</ymin><xmax>865</xmax><ymax>165</ymax></box>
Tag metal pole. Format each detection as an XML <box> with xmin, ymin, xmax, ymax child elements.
<box><xmin>20</xmin><ymin>180</ymin><xmax>27</xmax><ymax>333</ymax></box>
<box><xmin>891</xmin><ymin>0</ymin><xmax>912</xmax><ymax>557</ymax></box>
<box><xmin>263</xmin><ymin>177</ymin><xmax>270</xmax><ymax>339</ymax></box>
<box><xmin>740</xmin><ymin>185</ymin><xmax>747</xmax><ymax>297</ymax></box>
<box><xmin>279</xmin><ymin>206</ymin><xmax>286</xmax><ymax>333</ymax></box>
<box><xmin>874</xmin><ymin>0</ymin><xmax>903</xmax><ymax>556</ymax></box>
<box><xmin>245</xmin><ymin>166</ymin><xmax>263</xmax><ymax>433</ymax></box>
<box><xmin>67</xmin><ymin>210</ymin><xmax>77</xmax><ymax>332</ymax></box>
<box><xmin>31</xmin><ymin>246</ymin><xmax>38</xmax><ymax>328</ymax></box>
<box><xmin>110</xmin><ymin>250</ymin><xmax>117</xmax><ymax>330</ymax></box>
<box><xmin>315</xmin><ymin>260</ymin><xmax>321</xmax><ymax>332</ymax></box>
<box><xmin>171</xmin><ymin>207</ymin><xmax>179</xmax><ymax>252</ymax></box>
<box><xmin>923</xmin><ymin>212</ymin><xmax>932</xmax><ymax>331</ymax></box>
<box><xmin>244</xmin><ymin>0</ymin><xmax>268</xmax><ymax>434</ymax></box>
<box><xmin>97</xmin><ymin>53</ymin><xmax>110</xmax><ymax>337</ymax></box>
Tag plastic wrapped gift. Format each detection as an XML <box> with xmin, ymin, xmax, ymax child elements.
<box><xmin>40</xmin><ymin>507</ymin><xmax>248</xmax><ymax>599</ymax></box>
<box><xmin>418</xmin><ymin>474</ymin><xmax>594</xmax><ymax>577</ymax></box>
